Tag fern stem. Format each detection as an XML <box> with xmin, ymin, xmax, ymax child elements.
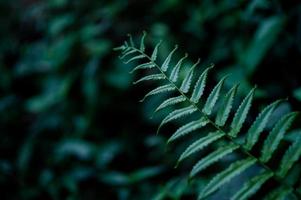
<box><xmin>128</xmin><ymin>46</ymin><xmax>296</xmax><ymax>194</ymax></box>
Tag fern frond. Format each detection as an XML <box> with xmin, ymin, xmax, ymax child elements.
<box><xmin>154</xmin><ymin>95</ymin><xmax>186</xmax><ymax>113</ymax></box>
<box><xmin>133</xmin><ymin>74</ymin><xmax>165</xmax><ymax>84</ymax></box>
<box><xmin>229</xmin><ymin>87</ymin><xmax>256</xmax><ymax>137</ymax></box>
<box><xmin>127</xmin><ymin>34</ymin><xmax>135</xmax><ymax>47</ymax></box>
<box><xmin>179</xmin><ymin>59</ymin><xmax>200</xmax><ymax>93</ymax></box>
<box><xmin>215</xmin><ymin>84</ymin><xmax>239</xmax><ymax>126</ymax></box>
<box><xmin>158</xmin><ymin>105</ymin><xmax>197</xmax><ymax>132</ymax></box>
<box><xmin>124</xmin><ymin>54</ymin><xmax>145</xmax><ymax>64</ymax></box>
<box><xmin>130</xmin><ymin>62</ymin><xmax>155</xmax><ymax>73</ymax></box>
<box><xmin>277</xmin><ymin>135</ymin><xmax>301</xmax><ymax>178</ymax></box>
<box><xmin>190</xmin><ymin>65</ymin><xmax>213</xmax><ymax>103</ymax></box>
<box><xmin>161</xmin><ymin>45</ymin><xmax>178</xmax><ymax>72</ymax></box>
<box><xmin>139</xmin><ymin>31</ymin><xmax>147</xmax><ymax>52</ymax></box>
<box><xmin>260</xmin><ymin>112</ymin><xmax>298</xmax><ymax>163</ymax></box>
<box><xmin>244</xmin><ymin>99</ymin><xmax>283</xmax><ymax>150</ymax></box>
<box><xmin>167</xmin><ymin>118</ymin><xmax>208</xmax><ymax>143</ymax></box>
<box><xmin>177</xmin><ymin>131</ymin><xmax>224</xmax><ymax>164</ymax></box>
<box><xmin>140</xmin><ymin>84</ymin><xmax>175</xmax><ymax>102</ymax></box>
<box><xmin>202</xmin><ymin>75</ymin><xmax>228</xmax><ymax>115</ymax></box>
<box><xmin>190</xmin><ymin>143</ymin><xmax>239</xmax><ymax>178</ymax></box>
<box><xmin>151</xmin><ymin>40</ymin><xmax>162</xmax><ymax>61</ymax></box>
<box><xmin>119</xmin><ymin>49</ymin><xmax>137</xmax><ymax>59</ymax></box>
<box><xmin>169</xmin><ymin>54</ymin><xmax>188</xmax><ymax>82</ymax></box>
<box><xmin>199</xmin><ymin>158</ymin><xmax>257</xmax><ymax>199</ymax></box>
<box><xmin>116</xmin><ymin>33</ymin><xmax>301</xmax><ymax>199</ymax></box>
<box><xmin>231</xmin><ymin>171</ymin><xmax>273</xmax><ymax>200</ymax></box>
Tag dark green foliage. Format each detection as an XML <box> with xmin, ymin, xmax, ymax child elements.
<box><xmin>1</xmin><ymin>0</ymin><xmax>301</xmax><ymax>199</ymax></box>
<box><xmin>116</xmin><ymin>33</ymin><xmax>301</xmax><ymax>199</ymax></box>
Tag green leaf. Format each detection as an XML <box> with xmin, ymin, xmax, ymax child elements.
<box><xmin>130</xmin><ymin>62</ymin><xmax>156</xmax><ymax>73</ymax></box>
<box><xmin>167</xmin><ymin>118</ymin><xmax>209</xmax><ymax>143</ymax></box>
<box><xmin>140</xmin><ymin>84</ymin><xmax>176</xmax><ymax>102</ymax></box>
<box><xmin>244</xmin><ymin>99</ymin><xmax>282</xmax><ymax>150</ymax></box>
<box><xmin>190</xmin><ymin>65</ymin><xmax>213</xmax><ymax>103</ymax></box>
<box><xmin>140</xmin><ymin>31</ymin><xmax>147</xmax><ymax>52</ymax></box>
<box><xmin>202</xmin><ymin>75</ymin><xmax>228</xmax><ymax>115</ymax></box>
<box><xmin>231</xmin><ymin>171</ymin><xmax>273</xmax><ymax>200</ymax></box>
<box><xmin>243</xmin><ymin>16</ymin><xmax>284</xmax><ymax>75</ymax></box>
<box><xmin>127</xmin><ymin>34</ymin><xmax>135</xmax><ymax>47</ymax></box>
<box><xmin>154</xmin><ymin>96</ymin><xmax>186</xmax><ymax>113</ymax></box>
<box><xmin>158</xmin><ymin>105</ymin><xmax>197</xmax><ymax>133</ymax></box>
<box><xmin>190</xmin><ymin>144</ymin><xmax>239</xmax><ymax>178</ymax></box>
<box><xmin>177</xmin><ymin>131</ymin><xmax>224</xmax><ymax>164</ymax></box>
<box><xmin>277</xmin><ymin>135</ymin><xmax>301</xmax><ymax>178</ymax></box>
<box><xmin>133</xmin><ymin>74</ymin><xmax>165</xmax><ymax>85</ymax></box>
<box><xmin>119</xmin><ymin>49</ymin><xmax>137</xmax><ymax>59</ymax></box>
<box><xmin>215</xmin><ymin>84</ymin><xmax>239</xmax><ymax>126</ymax></box>
<box><xmin>198</xmin><ymin>157</ymin><xmax>256</xmax><ymax>199</ymax></box>
<box><xmin>260</xmin><ymin>112</ymin><xmax>298</xmax><ymax>163</ymax></box>
<box><xmin>293</xmin><ymin>87</ymin><xmax>301</xmax><ymax>102</ymax></box>
<box><xmin>124</xmin><ymin>54</ymin><xmax>145</xmax><ymax>64</ymax></box>
<box><xmin>151</xmin><ymin>40</ymin><xmax>162</xmax><ymax>61</ymax></box>
<box><xmin>161</xmin><ymin>45</ymin><xmax>178</xmax><ymax>72</ymax></box>
<box><xmin>113</xmin><ymin>45</ymin><xmax>126</xmax><ymax>51</ymax></box>
<box><xmin>263</xmin><ymin>186</ymin><xmax>292</xmax><ymax>200</ymax></box>
<box><xmin>229</xmin><ymin>87</ymin><xmax>256</xmax><ymax>137</ymax></box>
<box><xmin>129</xmin><ymin>166</ymin><xmax>163</xmax><ymax>183</ymax></box>
<box><xmin>169</xmin><ymin>54</ymin><xmax>188</xmax><ymax>82</ymax></box>
<box><xmin>180</xmin><ymin>59</ymin><xmax>200</xmax><ymax>93</ymax></box>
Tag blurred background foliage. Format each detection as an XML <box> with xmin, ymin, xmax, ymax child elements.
<box><xmin>0</xmin><ymin>0</ymin><xmax>301</xmax><ymax>199</ymax></box>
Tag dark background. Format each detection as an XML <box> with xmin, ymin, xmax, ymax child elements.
<box><xmin>0</xmin><ymin>0</ymin><xmax>301</xmax><ymax>199</ymax></box>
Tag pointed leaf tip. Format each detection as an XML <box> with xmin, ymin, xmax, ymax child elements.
<box><xmin>161</xmin><ymin>45</ymin><xmax>178</xmax><ymax>72</ymax></box>
<box><xmin>202</xmin><ymin>75</ymin><xmax>228</xmax><ymax>115</ymax></box>
<box><xmin>190</xmin><ymin>66</ymin><xmax>214</xmax><ymax>103</ymax></box>
<box><xmin>229</xmin><ymin>87</ymin><xmax>256</xmax><ymax>137</ymax></box>
<box><xmin>169</xmin><ymin>53</ymin><xmax>188</xmax><ymax>82</ymax></box>
<box><xmin>244</xmin><ymin>99</ymin><xmax>283</xmax><ymax>150</ymax></box>
<box><xmin>180</xmin><ymin>59</ymin><xmax>201</xmax><ymax>93</ymax></box>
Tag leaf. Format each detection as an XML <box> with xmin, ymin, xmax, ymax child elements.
<box><xmin>243</xmin><ymin>16</ymin><xmax>284</xmax><ymax>75</ymax></box>
<box><xmin>177</xmin><ymin>131</ymin><xmax>224</xmax><ymax>164</ymax></box>
<box><xmin>124</xmin><ymin>54</ymin><xmax>145</xmax><ymax>64</ymax></box>
<box><xmin>101</xmin><ymin>171</ymin><xmax>130</xmax><ymax>186</ymax></box>
<box><xmin>127</xmin><ymin>34</ymin><xmax>135</xmax><ymax>47</ymax></box>
<box><xmin>190</xmin><ymin>65</ymin><xmax>213</xmax><ymax>103</ymax></box>
<box><xmin>133</xmin><ymin>74</ymin><xmax>165</xmax><ymax>84</ymax></box>
<box><xmin>263</xmin><ymin>186</ymin><xmax>292</xmax><ymax>200</ymax></box>
<box><xmin>277</xmin><ymin>135</ymin><xmax>301</xmax><ymax>178</ymax></box>
<box><xmin>161</xmin><ymin>45</ymin><xmax>178</xmax><ymax>72</ymax></box>
<box><xmin>154</xmin><ymin>96</ymin><xmax>186</xmax><ymax>113</ymax></box>
<box><xmin>158</xmin><ymin>105</ymin><xmax>197</xmax><ymax>133</ymax></box>
<box><xmin>167</xmin><ymin>118</ymin><xmax>209</xmax><ymax>143</ymax></box>
<box><xmin>229</xmin><ymin>87</ymin><xmax>256</xmax><ymax>137</ymax></box>
<box><xmin>231</xmin><ymin>171</ymin><xmax>273</xmax><ymax>200</ymax></box>
<box><xmin>244</xmin><ymin>99</ymin><xmax>283</xmax><ymax>151</ymax></box>
<box><xmin>190</xmin><ymin>144</ymin><xmax>239</xmax><ymax>178</ymax></box>
<box><xmin>130</xmin><ymin>62</ymin><xmax>156</xmax><ymax>73</ymax></box>
<box><xmin>293</xmin><ymin>87</ymin><xmax>301</xmax><ymax>102</ymax></box>
<box><xmin>169</xmin><ymin>54</ymin><xmax>188</xmax><ymax>82</ymax></box>
<box><xmin>215</xmin><ymin>84</ymin><xmax>239</xmax><ymax>126</ymax></box>
<box><xmin>260</xmin><ymin>112</ymin><xmax>298</xmax><ymax>163</ymax></box>
<box><xmin>129</xmin><ymin>166</ymin><xmax>164</xmax><ymax>183</ymax></box>
<box><xmin>140</xmin><ymin>84</ymin><xmax>176</xmax><ymax>102</ymax></box>
<box><xmin>202</xmin><ymin>75</ymin><xmax>228</xmax><ymax>115</ymax></box>
<box><xmin>198</xmin><ymin>157</ymin><xmax>256</xmax><ymax>199</ymax></box>
<box><xmin>180</xmin><ymin>59</ymin><xmax>200</xmax><ymax>93</ymax></box>
<box><xmin>140</xmin><ymin>31</ymin><xmax>147</xmax><ymax>52</ymax></box>
<box><xmin>113</xmin><ymin>45</ymin><xmax>126</xmax><ymax>51</ymax></box>
<box><xmin>119</xmin><ymin>49</ymin><xmax>137</xmax><ymax>59</ymax></box>
<box><xmin>151</xmin><ymin>40</ymin><xmax>162</xmax><ymax>61</ymax></box>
